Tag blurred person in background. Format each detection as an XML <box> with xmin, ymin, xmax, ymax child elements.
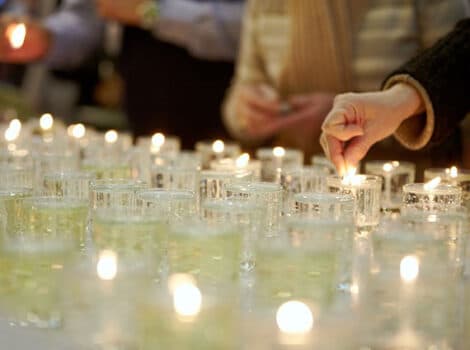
<box><xmin>0</xmin><ymin>0</ymin><xmax>245</xmax><ymax>148</ymax></box>
<box><xmin>223</xmin><ymin>0</ymin><xmax>466</xmax><ymax>162</ymax></box>
<box><xmin>321</xmin><ymin>19</ymin><xmax>470</xmax><ymax>174</ymax></box>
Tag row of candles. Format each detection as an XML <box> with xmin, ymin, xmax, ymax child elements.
<box><xmin>2</xmin><ymin>114</ymin><xmax>469</xmax><ymax>216</ymax></box>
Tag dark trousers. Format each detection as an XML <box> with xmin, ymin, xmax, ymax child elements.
<box><xmin>119</xmin><ymin>27</ymin><xmax>233</xmax><ymax>149</ymax></box>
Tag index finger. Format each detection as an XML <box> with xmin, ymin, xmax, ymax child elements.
<box><xmin>324</xmin><ymin>134</ymin><xmax>346</xmax><ymax>176</ymax></box>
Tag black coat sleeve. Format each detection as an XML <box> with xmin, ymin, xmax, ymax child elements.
<box><xmin>384</xmin><ymin>19</ymin><xmax>470</xmax><ymax>145</ymax></box>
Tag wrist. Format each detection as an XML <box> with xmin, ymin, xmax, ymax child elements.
<box><xmin>387</xmin><ymin>83</ymin><xmax>424</xmax><ymax>123</ymax></box>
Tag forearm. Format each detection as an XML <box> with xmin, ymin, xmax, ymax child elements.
<box><xmin>384</xmin><ymin>19</ymin><xmax>470</xmax><ymax>148</ymax></box>
<box><xmin>155</xmin><ymin>0</ymin><xmax>243</xmax><ymax>61</ymax></box>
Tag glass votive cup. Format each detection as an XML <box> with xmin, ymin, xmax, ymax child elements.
<box><xmin>0</xmin><ymin>148</ymin><xmax>33</xmax><ymax>168</ymax></box>
<box><xmin>254</xmin><ymin>217</ymin><xmax>353</xmax><ymax>310</ymax></box>
<box><xmin>402</xmin><ymin>183</ymin><xmax>462</xmax><ymax>214</ymax></box>
<box><xmin>424</xmin><ymin>167</ymin><xmax>470</xmax><ymax>209</ymax></box>
<box><xmin>167</xmin><ymin>218</ymin><xmax>242</xmax><ymax>287</ymax></box>
<box><xmin>0</xmin><ymin>164</ymin><xmax>33</xmax><ymax>189</ymax></box>
<box><xmin>150</xmin><ymin>163</ymin><xmax>200</xmax><ymax>192</ymax></box>
<box><xmin>300</xmin><ymin>165</ymin><xmax>332</xmax><ymax>192</ymax></box>
<box><xmin>199</xmin><ymin>169</ymin><xmax>252</xmax><ymax>202</ymax></box>
<box><xmin>136</xmin><ymin>134</ymin><xmax>181</xmax><ymax>157</ymax></box>
<box><xmin>201</xmin><ymin>198</ymin><xmax>264</xmax><ymax>272</ymax></box>
<box><xmin>225</xmin><ymin>181</ymin><xmax>283</xmax><ymax>237</ymax></box>
<box><xmin>82</xmin><ymin>158</ymin><xmax>133</xmax><ymax>180</ymax></box>
<box><xmin>293</xmin><ymin>192</ymin><xmax>355</xmax><ymax>220</ymax></box>
<box><xmin>136</xmin><ymin>277</ymin><xmax>240</xmax><ymax>349</ymax></box>
<box><xmin>256</xmin><ymin>147</ymin><xmax>303</xmax><ymax>182</ymax></box>
<box><xmin>210</xmin><ymin>157</ymin><xmax>262</xmax><ymax>181</ymax></box>
<box><xmin>22</xmin><ymin>196</ymin><xmax>89</xmax><ymax>249</ymax></box>
<box><xmin>137</xmin><ymin>189</ymin><xmax>198</xmax><ymax>222</ymax></box>
<box><xmin>195</xmin><ymin>140</ymin><xmax>241</xmax><ymax>170</ymax></box>
<box><xmin>42</xmin><ymin>171</ymin><xmax>95</xmax><ymax>200</ymax></box>
<box><xmin>91</xmin><ymin>207</ymin><xmax>167</xmax><ymax>277</ymax></box>
<box><xmin>311</xmin><ymin>154</ymin><xmax>336</xmax><ymax>174</ymax></box>
<box><xmin>327</xmin><ymin>175</ymin><xmax>382</xmax><ymax>232</ymax></box>
<box><xmin>0</xmin><ymin>188</ymin><xmax>32</xmax><ymax>236</ymax></box>
<box><xmin>0</xmin><ymin>235</ymin><xmax>75</xmax><ymax>329</ymax></box>
<box><xmin>362</xmin><ymin>219</ymin><xmax>465</xmax><ymax>348</ymax></box>
<box><xmin>33</xmin><ymin>150</ymin><xmax>80</xmax><ymax>188</ymax></box>
<box><xmin>90</xmin><ymin>179</ymin><xmax>147</xmax><ymax>210</ymax></box>
<box><xmin>365</xmin><ymin>160</ymin><xmax>416</xmax><ymax>211</ymax></box>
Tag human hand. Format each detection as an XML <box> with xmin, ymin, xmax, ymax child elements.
<box><xmin>96</xmin><ymin>0</ymin><xmax>146</xmax><ymax>26</ymax></box>
<box><xmin>235</xmin><ymin>84</ymin><xmax>284</xmax><ymax>140</ymax></box>
<box><xmin>0</xmin><ymin>17</ymin><xmax>50</xmax><ymax>63</ymax></box>
<box><xmin>320</xmin><ymin>84</ymin><xmax>423</xmax><ymax>175</ymax></box>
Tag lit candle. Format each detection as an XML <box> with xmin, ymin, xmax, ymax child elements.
<box><xmin>212</xmin><ymin>140</ymin><xmax>225</xmax><ymax>158</ymax></box>
<box><xmin>39</xmin><ymin>113</ymin><xmax>54</xmax><ymax>132</ymax></box>
<box><xmin>425</xmin><ymin>166</ymin><xmax>470</xmax><ymax>209</ymax></box>
<box><xmin>276</xmin><ymin>300</ymin><xmax>314</xmax><ymax>345</ymax></box>
<box><xmin>104</xmin><ymin>129</ymin><xmax>118</xmax><ymax>144</ymax></box>
<box><xmin>151</xmin><ymin>132</ymin><xmax>165</xmax><ymax>154</ymax></box>
<box><xmin>328</xmin><ymin>170</ymin><xmax>382</xmax><ymax>232</ymax></box>
<box><xmin>6</xmin><ymin>22</ymin><xmax>26</xmax><ymax>49</ymax></box>
<box><xmin>402</xmin><ymin>177</ymin><xmax>462</xmax><ymax>214</ymax></box>
<box><xmin>365</xmin><ymin>161</ymin><xmax>416</xmax><ymax>211</ymax></box>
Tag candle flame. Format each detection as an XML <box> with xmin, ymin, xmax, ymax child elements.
<box><xmin>151</xmin><ymin>133</ymin><xmax>165</xmax><ymax>148</ymax></box>
<box><xmin>400</xmin><ymin>255</ymin><xmax>419</xmax><ymax>283</ymax></box>
<box><xmin>6</xmin><ymin>23</ymin><xmax>26</xmax><ymax>49</ymax></box>
<box><xmin>236</xmin><ymin>153</ymin><xmax>250</xmax><ymax>168</ymax></box>
<box><xmin>71</xmin><ymin>123</ymin><xmax>85</xmax><ymax>139</ymax></box>
<box><xmin>449</xmin><ymin>166</ymin><xmax>458</xmax><ymax>178</ymax></box>
<box><xmin>383</xmin><ymin>163</ymin><xmax>393</xmax><ymax>172</ymax></box>
<box><xmin>276</xmin><ymin>300</ymin><xmax>314</xmax><ymax>334</ymax></box>
<box><xmin>39</xmin><ymin>113</ymin><xmax>54</xmax><ymax>130</ymax></box>
<box><xmin>212</xmin><ymin>140</ymin><xmax>225</xmax><ymax>153</ymax></box>
<box><xmin>9</xmin><ymin>118</ymin><xmax>21</xmax><ymax>133</ymax></box>
<box><xmin>273</xmin><ymin>146</ymin><xmax>286</xmax><ymax>157</ymax></box>
<box><xmin>173</xmin><ymin>281</ymin><xmax>202</xmax><ymax>320</ymax></box>
<box><xmin>96</xmin><ymin>250</ymin><xmax>118</xmax><ymax>281</ymax></box>
<box><xmin>341</xmin><ymin>166</ymin><xmax>357</xmax><ymax>185</ymax></box>
<box><xmin>423</xmin><ymin>176</ymin><xmax>441</xmax><ymax>191</ymax></box>
<box><xmin>105</xmin><ymin>130</ymin><xmax>118</xmax><ymax>144</ymax></box>
<box><xmin>4</xmin><ymin>127</ymin><xmax>19</xmax><ymax>142</ymax></box>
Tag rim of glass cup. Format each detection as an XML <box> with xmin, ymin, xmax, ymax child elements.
<box><xmin>225</xmin><ymin>181</ymin><xmax>283</xmax><ymax>194</ymax></box>
<box><xmin>326</xmin><ymin>174</ymin><xmax>383</xmax><ymax>188</ymax></box>
<box><xmin>43</xmin><ymin>171</ymin><xmax>96</xmax><ymax>181</ymax></box>
<box><xmin>23</xmin><ymin>196</ymin><xmax>89</xmax><ymax>209</ymax></box>
<box><xmin>137</xmin><ymin>189</ymin><xmax>196</xmax><ymax>202</ymax></box>
<box><xmin>90</xmin><ymin>178</ymin><xmax>147</xmax><ymax>190</ymax></box>
<box><xmin>202</xmin><ymin>198</ymin><xmax>263</xmax><ymax>213</ymax></box>
<box><xmin>293</xmin><ymin>192</ymin><xmax>355</xmax><ymax>205</ymax></box>
<box><xmin>170</xmin><ymin>218</ymin><xmax>239</xmax><ymax>237</ymax></box>
<box><xmin>93</xmin><ymin>207</ymin><xmax>164</xmax><ymax>224</ymax></box>
<box><xmin>284</xmin><ymin>214</ymin><xmax>354</xmax><ymax>230</ymax></box>
<box><xmin>0</xmin><ymin>187</ymin><xmax>33</xmax><ymax>198</ymax></box>
<box><xmin>402</xmin><ymin>183</ymin><xmax>462</xmax><ymax>195</ymax></box>
<box><xmin>201</xmin><ymin>169</ymin><xmax>252</xmax><ymax>179</ymax></box>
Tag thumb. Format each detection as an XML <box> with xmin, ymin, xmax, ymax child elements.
<box><xmin>343</xmin><ymin>135</ymin><xmax>373</xmax><ymax>168</ymax></box>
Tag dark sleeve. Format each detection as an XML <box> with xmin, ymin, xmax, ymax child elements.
<box><xmin>384</xmin><ymin>19</ymin><xmax>470</xmax><ymax>145</ymax></box>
